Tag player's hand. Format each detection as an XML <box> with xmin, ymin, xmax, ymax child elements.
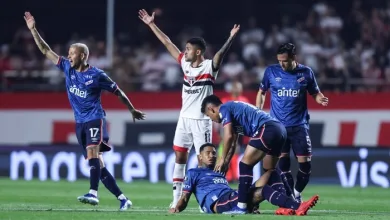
<box><xmin>168</xmin><ymin>208</ymin><xmax>179</xmax><ymax>213</ymax></box>
<box><xmin>24</xmin><ymin>12</ymin><xmax>36</xmax><ymax>30</ymax></box>
<box><xmin>138</xmin><ymin>9</ymin><xmax>155</xmax><ymax>25</ymax></box>
<box><xmin>214</xmin><ymin>157</ymin><xmax>228</xmax><ymax>175</ymax></box>
<box><xmin>230</xmin><ymin>24</ymin><xmax>240</xmax><ymax>37</ymax></box>
<box><xmin>316</xmin><ymin>96</ymin><xmax>329</xmax><ymax>106</ymax></box>
<box><xmin>130</xmin><ymin>109</ymin><xmax>146</xmax><ymax>122</ymax></box>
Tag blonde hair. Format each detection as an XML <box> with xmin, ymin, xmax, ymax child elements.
<box><xmin>70</xmin><ymin>43</ymin><xmax>89</xmax><ymax>60</ymax></box>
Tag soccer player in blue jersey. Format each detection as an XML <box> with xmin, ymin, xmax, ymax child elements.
<box><xmin>201</xmin><ymin>95</ymin><xmax>319</xmax><ymax>214</ymax></box>
<box><xmin>24</xmin><ymin>12</ymin><xmax>145</xmax><ymax>210</ymax></box>
<box><xmin>256</xmin><ymin>43</ymin><xmax>328</xmax><ymax>205</ymax></box>
<box><xmin>169</xmin><ymin>143</ymin><xmax>318</xmax><ymax>215</ymax></box>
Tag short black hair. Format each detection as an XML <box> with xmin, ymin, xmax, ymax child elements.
<box><xmin>277</xmin><ymin>43</ymin><xmax>296</xmax><ymax>58</ymax></box>
<box><xmin>186</xmin><ymin>37</ymin><xmax>207</xmax><ymax>53</ymax></box>
<box><xmin>199</xmin><ymin>143</ymin><xmax>216</xmax><ymax>153</ymax></box>
<box><xmin>201</xmin><ymin>95</ymin><xmax>222</xmax><ymax>114</ymax></box>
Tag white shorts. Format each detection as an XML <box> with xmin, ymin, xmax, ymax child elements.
<box><xmin>173</xmin><ymin>117</ymin><xmax>213</xmax><ymax>155</ymax></box>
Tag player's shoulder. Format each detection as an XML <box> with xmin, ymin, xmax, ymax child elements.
<box><xmin>220</xmin><ymin>101</ymin><xmax>233</xmax><ymax>109</ymax></box>
<box><xmin>296</xmin><ymin>63</ymin><xmax>313</xmax><ymax>74</ymax></box>
<box><xmin>88</xmin><ymin>66</ymin><xmax>106</xmax><ymax>77</ymax></box>
<box><xmin>266</xmin><ymin>64</ymin><xmax>281</xmax><ymax>71</ymax></box>
<box><xmin>187</xmin><ymin>167</ymin><xmax>209</xmax><ymax>177</ymax></box>
<box><xmin>265</xmin><ymin>64</ymin><xmax>281</xmax><ymax>75</ymax></box>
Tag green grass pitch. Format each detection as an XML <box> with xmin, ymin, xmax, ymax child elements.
<box><xmin>0</xmin><ymin>178</ymin><xmax>389</xmax><ymax>220</ymax></box>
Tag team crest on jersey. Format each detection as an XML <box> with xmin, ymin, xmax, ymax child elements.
<box><xmin>188</xmin><ymin>77</ymin><xmax>196</xmax><ymax>86</ymax></box>
<box><xmin>275</xmin><ymin>77</ymin><xmax>282</xmax><ymax>82</ymax></box>
<box><xmin>71</xmin><ymin>75</ymin><xmax>75</xmax><ymax>80</ymax></box>
<box><xmin>85</xmin><ymin>80</ymin><xmax>93</xmax><ymax>86</ymax></box>
<box><xmin>297</xmin><ymin>77</ymin><xmax>305</xmax><ymax>83</ymax></box>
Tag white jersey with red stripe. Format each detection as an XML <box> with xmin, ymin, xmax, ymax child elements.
<box><xmin>178</xmin><ymin>53</ymin><xmax>218</xmax><ymax>119</ymax></box>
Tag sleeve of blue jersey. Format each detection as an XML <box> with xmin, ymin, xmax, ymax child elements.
<box><xmin>307</xmin><ymin>67</ymin><xmax>320</xmax><ymax>95</ymax></box>
<box><xmin>55</xmin><ymin>56</ymin><xmax>71</xmax><ymax>75</ymax></box>
<box><xmin>182</xmin><ymin>169</ymin><xmax>195</xmax><ymax>193</ymax></box>
<box><xmin>259</xmin><ymin>67</ymin><xmax>271</xmax><ymax>92</ymax></box>
<box><xmin>98</xmin><ymin>72</ymin><xmax>118</xmax><ymax>93</ymax></box>
<box><xmin>220</xmin><ymin>105</ymin><xmax>232</xmax><ymax>127</ymax></box>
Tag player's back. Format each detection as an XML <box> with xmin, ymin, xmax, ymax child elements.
<box><xmin>186</xmin><ymin>167</ymin><xmax>232</xmax><ymax>213</ymax></box>
<box><xmin>262</xmin><ymin>64</ymin><xmax>319</xmax><ymax>128</ymax></box>
<box><xmin>220</xmin><ymin>101</ymin><xmax>276</xmax><ymax>137</ymax></box>
<box><xmin>178</xmin><ymin>53</ymin><xmax>219</xmax><ymax>120</ymax></box>
<box><xmin>57</xmin><ymin>57</ymin><xmax>118</xmax><ymax>123</ymax></box>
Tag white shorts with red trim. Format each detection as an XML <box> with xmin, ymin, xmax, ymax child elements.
<box><xmin>173</xmin><ymin>117</ymin><xmax>212</xmax><ymax>155</ymax></box>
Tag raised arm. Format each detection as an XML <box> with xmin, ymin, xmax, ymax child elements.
<box><xmin>212</xmin><ymin>24</ymin><xmax>240</xmax><ymax>71</ymax></box>
<box><xmin>139</xmin><ymin>9</ymin><xmax>181</xmax><ymax>61</ymax></box>
<box><xmin>24</xmin><ymin>12</ymin><xmax>59</xmax><ymax>64</ymax></box>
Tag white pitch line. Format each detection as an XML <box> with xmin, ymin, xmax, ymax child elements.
<box><xmin>0</xmin><ymin>208</ymin><xmax>390</xmax><ymax>216</ymax></box>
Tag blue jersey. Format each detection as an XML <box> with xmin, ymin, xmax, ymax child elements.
<box><xmin>219</xmin><ymin>101</ymin><xmax>276</xmax><ymax>137</ymax></box>
<box><xmin>56</xmin><ymin>57</ymin><xmax>118</xmax><ymax>123</ymax></box>
<box><xmin>260</xmin><ymin>64</ymin><xmax>320</xmax><ymax>128</ymax></box>
<box><xmin>183</xmin><ymin>167</ymin><xmax>232</xmax><ymax>213</ymax></box>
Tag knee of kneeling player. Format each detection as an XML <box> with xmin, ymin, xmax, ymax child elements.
<box><xmin>298</xmin><ymin>161</ymin><xmax>311</xmax><ymax>175</ymax></box>
<box><xmin>278</xmin><ymin>156</ymin><xmax>291</xmax><ymax>172</ymax></box>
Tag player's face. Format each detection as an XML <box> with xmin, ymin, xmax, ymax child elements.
<box><xmin>205</xmin><ymin>104</ymin><xmax>222</xmax><ymax>123</ymax></box>
<box><xmin>184</xmin><ymin>43</ymin><xmax>200</xmax><ymax>62</ymax></box>
<box><xmin>277</xmin><ymin>53</ymin><xmax>295</xmax><ymax>71</ymax></box>
<box><xmin>199</xmin><ymin>146</ymin><xmax>217</xmax><ymax>167</ymax></box>
<box><xmin>68</xmin><ymin>47</ymin><xmax>83</xmax><ymax>68</ymax></box>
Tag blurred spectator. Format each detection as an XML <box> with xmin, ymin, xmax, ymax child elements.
<box><xmin>2</xmin><ymin>0</ymin><xmax>390</xmax><ymax>92</ymax></box>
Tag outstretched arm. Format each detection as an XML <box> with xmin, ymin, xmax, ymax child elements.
<box><xmin>169</xmin><ymin>192</ymin><xmax>192</xmax><ymax>213</ymax></box>
<box><xmin>24</xmin><ymin>12</ymin><xmax>59</xmax><ymax>64</ymax></box>
<box><xmin>114</xmin><ymin>88</ymin><xmax>146</xmax><ymax>123</ymax></box>
<box><xmin>212</xmin><ymin>24</ymin><xmax>240</xmax><ymax>71</ymax></box>
<box><xmin>139</xmin><ymin>9</ymin><xmax>181</xmax><ymax>61</ymax></box>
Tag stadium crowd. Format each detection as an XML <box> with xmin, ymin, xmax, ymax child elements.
<box><xmin>1</xmin><ymin>0</ymin><xmax>390</xmax><ymax>92</ymax></box>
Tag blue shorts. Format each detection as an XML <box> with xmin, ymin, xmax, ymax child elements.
<box><xmin>215</xmin><ymin>190</ymin><xmax>238</xmax><ymax>213</ymax></box>
<box><xmin>282</xmin><ymin>126</ymin><xmax>312</xmax><ymax>156</ymax></box>
<box><xmin>75</xmin><ymin>118</ymin><xmax>111</xmax><ymax>158</ymax></box>
<box><xmin>248</xmin><ymin>121</ymin><xmax>287</xmax><ymax>157</ymax></box>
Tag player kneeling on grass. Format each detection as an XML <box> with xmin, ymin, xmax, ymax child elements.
<box><xmin>169</xmin><ymin>143</ymin><xmax>318</xmax><ymax>215</ymax></box>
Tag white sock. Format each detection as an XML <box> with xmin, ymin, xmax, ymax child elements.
<box><xmin>89</xmin><ymin>189</ymin><xmax>98</xmax><ymax>197</ymax></box>
<box><xmin>172</xmin><ymin>163</ymin><xmax>186</xmax><ymax>205</ymax></box>
<box><xmin>294</xmin><ymin>188</ymin><xmax>301</xmax><ymax>198</ymax></box>
<box><xmin>237</xmin><ymin>202</ymin><xmax>247</xmax><ymax>209</ymax></box>
<box><xmin>117</xmin><ymin>194</ymin><xmax>127</xmax><ymax>200</ymax></box>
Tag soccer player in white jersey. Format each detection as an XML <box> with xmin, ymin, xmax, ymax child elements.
<box><xmin>139</xmin><ymin>9</ymin><xmax>240</xmax><ymax>209</ymax></box>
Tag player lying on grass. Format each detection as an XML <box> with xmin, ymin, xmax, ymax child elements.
<box><xmin>169</xmin><ymin>143</ymin><xmax>319</xmax><ymax>215</ymax></box>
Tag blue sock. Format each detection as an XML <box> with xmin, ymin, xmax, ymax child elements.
<box><xmin>101</xmin><ymin>167</ymin><xmax>123</xmax><ymax>198</ymax></box>
<box><xmin>275</xmin><ymin>168</ymin><xmax>293</xmax><ymax>197</ymax></box>
<box><xmin>268</xmin><ymin>170</ymin><xmax>286</xmax><ymax>195</ymax></box>
<box><xmin>261</xmin><ymin>185</ymin><xmax>300</xmax><ymax>210</ymax></box>
<box><xmin>278</xmin><ymin>157</ymin><xmax>294</xmax><ymax>196</ymax></box>
<box><xmin>295</xmin><ymin>162</ymin><xmax>311</xmax><ymax>193</ymax></box>
<box><xmin>238</xmin><ymin>162</ymin><xmax>254</xmax><ymax>208</ymax></box>
<box><xmin>89</xmin><ymin>158</ymin><xmax>101</xmax><ymax>191</ymax></box>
